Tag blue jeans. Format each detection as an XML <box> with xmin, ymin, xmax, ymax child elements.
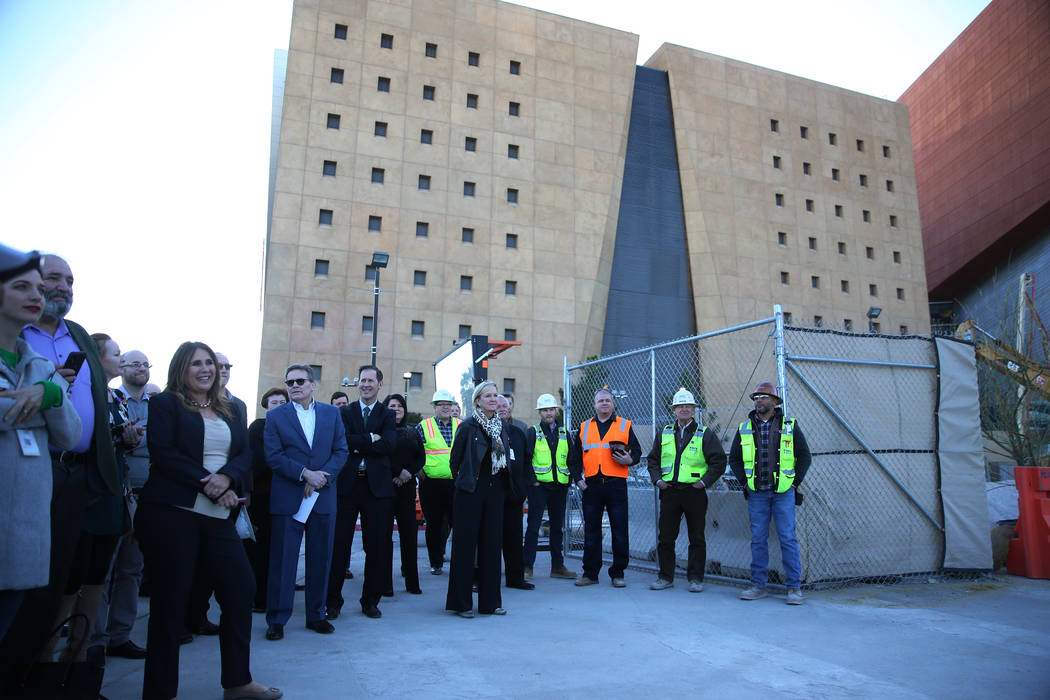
<box><xmin>747</xmin><ymin>488</ymin><xmax>801</xmax><ymax>588</ymax></box>
<box><xmin>581</xmin><ymin>477</ymin><xmax>628</xmax><ymax>580</ymax></box>
<box><xmin>523</xmin><ymin>484</ymin><xmax>568</xmax><ymax>569</ymax></box>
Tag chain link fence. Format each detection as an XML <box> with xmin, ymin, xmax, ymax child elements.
<box><xmin>562</xmin><ymin>309</ymin><xmax>977</xmax><ymax>588</ymax></box>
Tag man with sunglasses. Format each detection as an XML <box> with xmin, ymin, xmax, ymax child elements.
<box><xmin>262</xmin><ymin>364</ymin><xmax>348</xmax><ymax>639</ymax></box>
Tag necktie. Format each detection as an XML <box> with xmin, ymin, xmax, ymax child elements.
<box><xmin>362</xmin><ymin>405</ymin><xmax>371</xmax><ymax>423</ymax></box>
<box><xmin>359</xmin><ymin>406</ymin><xmax>371</xmax><ymax>472</ymax></box>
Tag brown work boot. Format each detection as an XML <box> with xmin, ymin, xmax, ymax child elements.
<box><xmin>550</xmin><ymin>566</ymin><xmax>577</xmax><ymax>579</ymax></box>
<box><xmin>574</xmin><ymin>576</ymin><xmax>598</xmax><ymax>587</ymax></box>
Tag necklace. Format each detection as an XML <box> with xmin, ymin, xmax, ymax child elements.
<box><xmin>188</xmin><ymin>398</ymin><xmax>211</xmax><ymax>408</ymax></box>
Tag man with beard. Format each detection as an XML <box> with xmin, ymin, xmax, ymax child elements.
<box><xmin>1</xmin><ymin>254</ymin><xmax>121</xmax><ymax>666</ymax></box>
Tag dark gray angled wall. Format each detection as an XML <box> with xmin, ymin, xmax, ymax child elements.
<box><xmin>601</xmin><ymin>67</ymin><xmax>694</xmax><ymax>357</ymax></box>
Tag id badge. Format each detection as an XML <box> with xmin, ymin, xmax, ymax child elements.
<box><xmin>509</xmin><ymin>447</ymin><xmax>516</xmax><ymax>461</ymax></box>
<box><xmin>17</xmin><ymin>429</ymin><xmax>41</xmax><ymax>457</ymax></box>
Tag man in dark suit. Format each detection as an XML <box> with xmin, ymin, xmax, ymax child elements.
<box><xmin>326</xmin><ymin>365</ymin><xmax>396</xmax><ymax>619</ymax></box>
<box><xmin>262</xmin><ymin>364</ymin><xmax>348</xmax><ymax>640</ymax></box>
<box><xmin>498</xmin><ymin>395</ymin><xmax>534</xmax><ymax>590</ymax></box>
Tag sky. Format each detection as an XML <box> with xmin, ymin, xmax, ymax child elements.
<box><xmin>0</xmin><ymin>0</ymin><xmax>990</xmax><ymax>405</ymax></box>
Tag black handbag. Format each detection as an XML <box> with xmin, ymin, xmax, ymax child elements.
<box><xmin>1</xmin><ymin>614</ymin><xmax>107</xmax><ymax>700</ymax></box>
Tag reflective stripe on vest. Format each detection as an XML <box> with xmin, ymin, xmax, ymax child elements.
<box><xmin>738</xmin><ymin>417</ymin><xmax>796</xmax><ymax>493</ymax></box>
<box><xmin>421</xmin><ymin>416</ymin><xmax>460</xmax><ymax>479</ymax></box>
<box><xmin>659</xmin><ymin>425</ymin><xmax>708</xmax><ymax>484</ymax></box>
<box><xmin>580</xmin><ymin>416</ymin><xmax>631</xmax><ymax>478</ymax></box>
<box><xmin>532</xmin><ymin>424</ymin><xmax>570</xmax><ymax>484</ymax></box>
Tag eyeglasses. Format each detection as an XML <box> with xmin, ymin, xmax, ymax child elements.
<box><xmin>284</xmin><ymin>378</ymin><xmax>309</xmax><ymax>387</ymax></box>
<box><xmin>219</xmin><ymin>364</ymin><xmax>233</xmax><ymax>370</ymax></box>
<box><xmin>120</xmin><ymin>362</ymin><xmax>152</xmax><ymax>369</ymax></box>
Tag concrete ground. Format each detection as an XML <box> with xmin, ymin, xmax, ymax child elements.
<box><xmin>101</xmin><ymin>536</ymin><xmax>1050</xmax><ymax>699</ymax></box>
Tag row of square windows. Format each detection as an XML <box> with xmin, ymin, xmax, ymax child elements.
<box><xmin>780</xmin><ymin>314</ymin><xmax>909</xmax><ymax>335</ymax></box>
<box><xmin>770</xmin><ymin>119</ymin><xmax>892</xmax><ymax>157</ymax></box>
<box><xmin>310</xmin><ymin>312</ymin><xmax>521</xmax><ymax>345</ymax></box>
<box><xmin>779</xmin><ymin>272</ymin><xmax>907</xmax><ymax>300</ymax></box>
<box><xmin>330</xmin><ymin>71</ymin><xmax>522</xmax><ymax>112</ymax></box>
<box><xmin>779</xmin><ymin>233</ymin><xmax>904</xmax><ymax>262</ymax></box>
<box><xmin>360</xmin><ymin>170</ymin><xmax>521</xmax><ymax>198</ymax></box>
<box><xmin>774</xmin><ymin>194</ymin><xmax>899</xmax><ymax>226</ymax></box>
<box><xmin>332</xmin><ymin>23</ymin><xmax>523</xmax><ymax>75</ymax></box>
<box><xmin>772</xmin><ymin>156</ymin><xmax>895</xmax><ymax>191</ymax></box>
<box><xmin>316</xmin><ymin>179</ymin><xmax>518</xmax><ymax>228</ymax></box>
<box><xmin>313</xmin><ymin>259</ymin><xmax>519</xmax><ymax>295</ymax></box>
<box><xmin>329</xmin><ymin>118</ymin><xmax>519</xmax><ymax>145</ymax></box>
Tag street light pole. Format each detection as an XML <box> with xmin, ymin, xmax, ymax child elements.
<box><xmin>368</xmin><ymin>251</ymin><xmax>389</xmax><ymax>367</ymax></box>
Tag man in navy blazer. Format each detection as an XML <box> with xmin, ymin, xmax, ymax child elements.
<box><xmin>263</xmin><ymin>364</ymin><xmax>348</xmax><ymax>640</ymax></box>
<box><xmin>326</xmin><ymin>364</ymin><xmax>396</xmax><ymax>620</ymax></box>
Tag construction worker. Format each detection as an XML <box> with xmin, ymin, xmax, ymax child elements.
<box><xmin>645</xmin><ymin>388</ymin><xmax>727</xmax><ymax>592</ymax></box>
<box><xmin>728</xmin><ymin>382</ymin><xmax>811</xmax><ymax>605</ymax></box>
<box><xmin>569</xmin><ymin>388</ymin><xmax>641</xmax><ymax>587</ymax></box>
<box><xmin>523</xmin><ymin>394</ymin><xmax>577</xmax><ymax>580</ymax></box>
<box><xmin>415</xmin><ymin>390</ymin><xmax>461</xmax><ymax>575</ymax></box>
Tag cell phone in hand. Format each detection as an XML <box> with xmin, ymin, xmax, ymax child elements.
<box><xmin>62</xmin><ymin>352</ymin><xmax>87</xmax><ymax>375</ymax></box>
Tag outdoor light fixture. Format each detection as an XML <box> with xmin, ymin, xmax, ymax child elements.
<box><xmin>867</xmin><ymin>306</ymin><xmax>882</xmax><ymax>333</ymax></box>
<box><xmin>403</xmin><ymin>371</ymin><xmax>412</xmax><ymax>393</ymax></box>
<box><xmin>368</xmin><ymin>251</ymin><xmax>390</xmax><ymax>365</ymax></box>
<box><xmin>370</xmin><ymin>251</ymin><xmax>389</xmax><ymax>268</ymax></box>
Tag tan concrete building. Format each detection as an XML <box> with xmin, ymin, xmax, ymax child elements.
<box><xmin>260</xmin><ymin>0</ymin><xmax>928</xmax><ymax>412</ymax></box>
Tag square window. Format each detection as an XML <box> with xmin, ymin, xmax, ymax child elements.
<box><xmin>805</xmin><ymin>199</ymin><xmax>814</xmax><ymax>212</ymax></box>
<box><xmin>423</xmin><ymin>85</ymin><xmax>435</xmax><ymax>100</ymax></box>
<box><xmin>775</xmin><ymin>193</ymin><xmax>784</xmax><ymax>206</ymax></box>
<box><xmin>841</xmin><ymin>280</ymin><xmax>850</xmax><ymax>293</ymax></box>
<box><xmin>509</xmin><ymin>101</ymin><xmax>520</xmax><ymax>116</ymax></box>
<box><xmin>374</xmin><ymin>121</ymin><xmax>387</xmax><ymax>137</ymax></box>
<box><xmin>380</xmin><ymin>33</ymin><xmax>392</xmax><ymax>49</ymax></box>
<box><xmin>314</xmin><ymin>259</ymin><xmax>329</xmax><ymax>276</ymax></box>
<box><xmin>310</xmin><ymin>365</ymin><xmax>323</xmax><ymax>382</ymax></box>
<box><xmin>800</xmin><ymin>125</ymin><xmax>808</xmax><ymax>139</ymax></box>
<box><xmin>838</xmin><ymin>241</ymin><xmax>846</xmax><ymax>254</ymax></box>
<box><xmin>872</xmin><ymin>321</ymin><xmax>881</xmax><ymax>333</ymax></box>
<box><xmin>859</xmin><ymin>173</ymin><xmax>868</xmax><ymax>187</ymax></box>
<box><xmin>322</xmin><ymin>160</ymin><xmax>337</xmax><ymax>177</ymax></box>
<box><xmin>335</xmin><ymin>24</ymin><xmax>348</xmax><ymax>40</ymax></box>
<box><xmin>319</xmin><ymin>209</ymin><xmax>333</xmax><ymax>226</ymax></box>
<box><xmin>367</xmin><ymin>215</ymin><xmax>382</xmax><ymax>231</ymax></box>
<box><xmin>900</xmin><ymin>325</ymin><xmax>908</xmax><ymax>335</ymax></box>
<box><xmin>780</xmin><ymin>271</ymin><xmax>789</xmax><ymax>285</ymax></box>
<box><xmin>414</xmin><ymin>270</ymin><xmax>426</xmax><ymax>287</ymax></box>
<box><xmin>365</xmin><ymin>266</ymin><xmax>376</xmax><ymax>282</ymax></box>
<box><xmin>362</xmin><ymin>316</ymin><xmax>374</xmax><ymax>332</ymax></box>
<box><xmin>862</xmin><ymin>209</ymin><xmax>871</xmax><ymax>223</ymax></box>
<box><xmin>893</xmin><ymin>250</ymin><xmax>901</xmax><ymax>264</ymax></box>
<box><xmin>420</xmin><ymin>129</ymin><xmax>433</xmax><ymax>144</ymax></box>
<box><xmin>505</xmin><ymin>280</ymin><xmax>517</xmax><ymax>296</ymax></box>
<box><xmin>770</xmin><ymin>118</ymin><xmax>779</xmax><ymax>132</ymax></box>
<box><xmin>411</xmin><ymin>320</ymin><xmax>425</xmax><ymax>338</ymax></box>
<box><xmin>883</xmin><ymin>145</ymin><xmax>891</xmax><ymax>158</ymax></box>
<box><xmin>463</xmin><ymin>181</ymin><xmax>475</xmax><ymax>197</ymax></box>
<box><xmin>416</xmin><ymin>221</ymin><xmax>429</xmax><ymax>238</ymax></box>
<box><xmin>834</xmin><ymin>204</ymin><xmax>843</xmax><ymax>217</ymax></box>
<box><xmin>326</xmin><ymin>113</ymin><xmax>341</xmax><ymax>129</ymax></box>
<box><xmin>465</xmin><ymin>136</ymin><xmax>476</xmax><ymax>152</ymax></box>
<box><xmin>468</xmin><ymin>51</ymin><xmax>480</xmax><ymax>67</ymax></box>
<box><xmin>371</xmin><ymin>167</ymin><xmax>384</xmax><ymax>184</ymax></box>
<box><xmin>461</xmin><ymin>227</ymin><xmax>474</xmax><ymax>243</ymax></box>
<box><xmin>814</xmin><ymin>315</ymin><xmax>823</xmax><ymax>328</ymax></box>
<box><xmin>783</xmin><ymin>312</ymin><xmax>793</xmax><ymax>324</ymax></box>
<box><xmin>506</xmin><ymin>233</ymin><xmax>517</xmax><ymax>248</ymax></box>
<box><xmin>507</xmin><ymin>144</ymin><xmax>519</xmax><ymax>159</ymax></box>
<box><xmin>811</xmin><ymin>276</ymin><xmax>820</xmax><ymax>289</ymax></box>
<box><xmin>865</xmin><ymin>246</ymin><xmax>874</xmax><ymax>259</ymax></box>
<box><xmin>460</xmin><ymin>275</ymin><xmax>472</xmax><ymax>291</ymax></box>
<box><xmin>504</xmin><ymin>328</ymin><xmax>517</xmax><ymax>341</ymax></box>
<box><xmin>458</xmin><ymin>324</ymin><xmax>472</xmax><ymax>339</ymax></box>
<box><xmin>828</xmin><ymin>132</ymin><xmax>837</xmax><ymax>145</ymax></box>
<box><xmin>803</xmin><ymin>161</ymin><xmax>811</xmax><ymax>175</ymax></box>
<box><xmin>418</xmin><ymin>174</ymin><xmax>430</xmax><ymax>190</ymax></box>
<box><xmin>507</xmin><ymin>188</ymin><xmax>518</xmax><ymax>204</ymax></box>
<box><xmin>886</xmin><ymin>180</ymin><xmax>895</xmax><ymax>192</ymax></box>
<box><xmin>869</xmin><ymin>284</ymin><xmax>878</xmax><ymax>297</ymax></box>
<box><xmin>856</xmin><ymin>139</ymin><xmax>865</xmax><ymax>152</ymax></box>
<box><xmin>409</xmin><ymin>372</ymin><xmax>423</xmax><ymax>388</ymax></box>
<box><xmin>311</xmin><ymin>311</ymin><xmax>326</xmax><ymax>329</ymax></box>
<box><xmin>377</xmin><ymin>76</ymin><xmax>390</xmax><ymax>92</ymax></box>
<box><xmin>330</xmin><ymin>68</ymin><xmax>344</xmax><ymax>84</ymax></box>
<box><xmin>466</xmin><ymin>93</ymin><xmax>478</xmax><ymax>109</ymax></box>
<box><xmin>509</xmin><ymin>60</ymin><xmax>520</xmax><ymax>75</ymax></box>
<box><xmin>808</xmin><ymin>236</ymin><xmax>817</xmax><ymax>250</ymax></box>
<box><xmin>777</xmin><ymin>231</ymin><xmax>787</xmax><ymax>245</ymax></box>
<box><xmin>844</xmin><ymin>319</ymin><xmax>853</xmax><ymax>331</ymax></box>
<box><xmin>772</xmin><ymin>155</ymin><xmax>781</xmax><ymax>169</ymax></box>
<box><xmin>831</xmin><ymin>168</ymin><xmax>840</xmax><ymax>181</ymax></box>
<box><xmin>425</xmin><ymin>42</ymin><xmax>437</xmax><ymax>58</ymax></box>
<box><xmin>896</xmin><ymin>287</ymin><xmax>905</xmax><ymax>301</ymax></box>
<box><xmin>503</xmin><ymin>378</ymin><xmax>516</xmax><ymax>394</ymax></box>
<box><xmin>889</xmin><ymin>214</ymin><xmax>898</xmax><ymax>227</ymax></box>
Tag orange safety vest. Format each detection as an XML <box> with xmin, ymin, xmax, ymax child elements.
<box><xmin>579</xmin><ymin>416</ymin><xmax>633</xmax><ymax>478</ymax></box>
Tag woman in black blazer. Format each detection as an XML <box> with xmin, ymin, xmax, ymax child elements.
<box><xmin>136</xmin><ymin>341</ymin><xmax>281</xmax><ymax>700</ymax></box>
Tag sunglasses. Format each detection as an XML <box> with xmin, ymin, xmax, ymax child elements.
<box><xmin>219</xmin><ymin>363</ymin><xmax>234</xmax><ymax>370</ymax></box>
<box><xmin>284</xmin><ymin>378</ymin><xmax>310</xmax><ymax>387</ymax></box>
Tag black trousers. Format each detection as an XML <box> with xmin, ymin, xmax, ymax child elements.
<box><xmin>135</xmin><ymin>503</ymin><xmax>255</xmax><ymax>700</ymax></box>
<box><xmin>244</xmin><ymin>494</ymin><xmax>272</xmax><ymax>609</ymax></box>
<box><xmin>419</xmin><ymin>478</ymin><xmax>454</xmax><ymax>569</ymax></box>
<box><xmin>657</xmin><ymin>485</ymin><xmax>709</xmax><ymax>582</ymax></box>
<box><xmin>385</xmin><ymin>481</ymin><xmax>420</xmax><ymax>593</ymax></box>
<box><xmin>502</xmin><ymin>496</ymin><xmax>526</xmax><ymax>585</ymax></box>
<box><xmin>327</xmin><ymin>474</ymin><xmax>393</xmax><ymax>612</ymax></box>
<box><xmin>446</xmin><ymin>472</ymin><xmax>505</xmax><ymax>614</ymax></box>
<box><xmin>0</xmin><ymin>459</ymin><xmax>89</xmax><ymax>664</ymax></box>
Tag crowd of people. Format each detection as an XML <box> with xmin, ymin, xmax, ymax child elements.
<box><xmin>0</xmin><ymin>243</ymin><xmax>813</xmax><ymax>699</ymax></box>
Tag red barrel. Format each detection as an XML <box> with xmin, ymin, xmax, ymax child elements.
<box><xmin>1006</xmin><ymin>466</ymin><xmax>1050</xmax><ymax>579</ymax></box>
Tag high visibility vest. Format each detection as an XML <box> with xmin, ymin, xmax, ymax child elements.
<box><xmin>532</xmin><ymin>424</ymin><xmax>570</xmax><ymax>484</ymax></box>
<box><xmin>738</xmin><ymin>417</ymin><xmax>796</xmax><ymax>493</ymax></box>
<box><xmin>421</xmin><ymin>416</ymin><xmax>460</xmax><ymax>479</ymax></box>
<box><xmin>659</xmin><ymin>424</ymin><xmax>708</xmax><ymax>484</ymax></box>
<box><xmin>579</xmin><ymin>416</ymin><xmax>632</xmax><ymax>478</ymax></box>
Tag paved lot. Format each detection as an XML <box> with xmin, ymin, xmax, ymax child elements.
<box><xmin>101</xmin><ymin>539</ymin><xmax>1050</xmax><ymax>699</ymax></box>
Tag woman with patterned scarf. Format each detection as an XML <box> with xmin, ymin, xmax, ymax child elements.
<box><xmin>445</xmin><ymin>381</ymin><xmax>513</xmax><ymax>618</ymax></box>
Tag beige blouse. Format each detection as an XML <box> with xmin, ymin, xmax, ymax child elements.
<box><xmin>179</xmin><ymin>417</ymin><xmax>233</xmax><ymax>519</ymax></box>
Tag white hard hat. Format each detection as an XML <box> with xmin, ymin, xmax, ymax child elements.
<box><xmin>535</xmin><ymin>393</ymin><xmax>559</xmax><ymax>410</ymax></box>
<box><xmin>431</xmin><ymin>389</ymin><xmax>456</xmax><ymax>404</ymax></box>
<box><xmin>672</xmin><ymin>387</ymin><xmax>697</xmax><ymax>406</ymax></box>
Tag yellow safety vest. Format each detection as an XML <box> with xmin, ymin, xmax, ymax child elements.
<box><xmin>738</xmin><ymin>417</ymin><xmax>796</xmax><ymax>493</ymax></box>
<box><xmin>659</xmin><ymin>424</ymin><xmax>708</xmax><ymax>484</ymax></box>
<box><xmin>421</xmin><ymin>416</ymin><xmax>460</xmax><ymax>479</ymax></box>
<box><xmin>532</xmin><ymin>424</ymin><xmax>570</xmax><ymax>485</ymax></box>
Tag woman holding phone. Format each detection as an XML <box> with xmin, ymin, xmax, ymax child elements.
<box><xmin>135</xmin><ymin>341</ymin><xmax>281</xmax><ymax>700</ymax></box>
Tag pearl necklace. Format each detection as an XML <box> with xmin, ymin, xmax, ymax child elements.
<box><xmin>188</xmin><ymin>398</ymin><xmax>212</xmax><ymax>408</ymax></box>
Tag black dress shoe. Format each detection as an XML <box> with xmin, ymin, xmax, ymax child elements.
<box><xmin>306</xmin><ymin>620</ymin><xmax>335</xmax><ymax>634</ymax></box>
<box><xmin>325</xmin><ymin>608</ymin><xmax>340</xmax><ymax>620</ymax></box>
<box><xmin>407</xmin><ymin>587</ymin><xmax>422</xmax><ymax>595</ymax></box>
<box><xmin>197</xmin><ymin>619</ymin><xmax>220</xmax><ymax>636</ymax></box>
<box><xmin>107</xmin><ymin>640</ymin><xmax>147</xmax><ymax>659</ymax></box>
<box><xmin>265</xmin><ymin>624</ymin><xmax>284</xmax><ymax>641</ymax></box>
<box><xmin>507</xmin><ymin>581</ymin><xmax>536</xmax><ymax>590</ymax></box>
<box><xmin>362</xmin><ymin>606</ymin><xmax>382</xmax><ymax>619</ymax></box>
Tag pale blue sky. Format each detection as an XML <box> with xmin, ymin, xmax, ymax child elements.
<box><xmin>0</xmin><ymin>0</ymin><xmax>990</xmax><ymax>404</ymax></box>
